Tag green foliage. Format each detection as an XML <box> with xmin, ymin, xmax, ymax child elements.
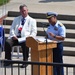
<box><xmin>0</xmin><ymin>0</ymin><xmax>10</xmax><ymax>6</ymax></box>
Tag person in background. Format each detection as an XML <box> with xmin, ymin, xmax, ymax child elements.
<box><xmin>4</xmin><ymin>4</ymin><xmax>37</xmax><ymax>68</ymax></box>
<box><xmin>0</xmin><ymin>25</ymin><xmax>5</xmax><ymax>57</ymax></box>
<box><xmin>46</xmin><ymin>12</ymin><xmax>66</xmax><ymax>75</ymax></box>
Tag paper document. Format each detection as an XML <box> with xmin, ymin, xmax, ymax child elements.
<box><xmin>18</xmin><ymin>37</ymin><xmax>26</xmax><ymax>43</ymax></box>
<box><xmin>36</xmin><ymin>36</ymin><xmax>52</xmax><ymax>42</ymax></box>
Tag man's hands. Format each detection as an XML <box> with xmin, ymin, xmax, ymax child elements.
<box><xmin>12</xmin><ymin>36</ymin><xmax>18</xmax><ymax>40</ymax></box>
<box><xmin>49</xmin><ymin>32</ymin><xmax>65</xmax><ymax>40</ymax></box>
<box><xmin>49</xmin><ymin>32</ymin><xmax>55</xmax><ymax>38</ymax></box>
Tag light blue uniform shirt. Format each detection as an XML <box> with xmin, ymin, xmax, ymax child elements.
<box><xmin>46</xmin><ymin>21</ymin><xmax>66</xmax><ymax>42</ymax></box>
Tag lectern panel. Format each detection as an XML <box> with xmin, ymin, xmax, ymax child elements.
<box><xmin>26</xmin><ymin>37</ymin><xmax>57</xmax><ymax>75</ymax></box>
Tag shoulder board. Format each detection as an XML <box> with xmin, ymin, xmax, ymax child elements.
<box><xmin>58</xmin><ymin>23</ymin><xmax>63</xmax><ymax>27</ymax></box>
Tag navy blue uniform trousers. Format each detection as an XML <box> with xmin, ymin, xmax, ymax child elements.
<box><xmin>53</xmin><ymin>42</ymin><xmax>64</xmax><ymax>75</ymax></box>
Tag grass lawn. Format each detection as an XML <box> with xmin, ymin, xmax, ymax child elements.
<box><xmin>0</xmin><ymin>0</ymin><xmax>10</xmax><ymax>6</ymax></box>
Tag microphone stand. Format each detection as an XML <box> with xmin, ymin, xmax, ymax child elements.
<box><xmin>42</xmin><ymin>23</ymin><xmax>48</xmax><ymax>75</ymax></box>
<box><xmin>43</xmin><ymin>26</ymin><xmax>48</xmax><ymax>62</ymax></box>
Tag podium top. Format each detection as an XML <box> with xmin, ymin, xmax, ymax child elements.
<box><xmin>36</xmin><ymin>36</ymin><xmax>56</xmax><ymax>43</ymax></box>
<box><xmin>26</xmin><ymin>36</ymin><xmax>57</xmax><ymax>50</ymax></box>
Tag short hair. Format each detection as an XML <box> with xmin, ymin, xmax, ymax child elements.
<box><xmin>19</xmin><ymin>4</ymin><xmax>27</xmax><ymax>10</ymax></box>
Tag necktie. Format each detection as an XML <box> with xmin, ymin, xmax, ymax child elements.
<box><xmin>21</xmin><ymin>18</ymin><xmax>25</xmax><ymax>25</ymax></box>
<box><xmin>18</xmin><ymin>18</ymin><xmax>25</xmax><ymax>37</ymax></box>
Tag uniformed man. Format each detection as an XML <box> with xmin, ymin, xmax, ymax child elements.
<box><xmin>46</xmin><ymin>12</ymin><xmax>66</xmax><ymax>75</ymax></box>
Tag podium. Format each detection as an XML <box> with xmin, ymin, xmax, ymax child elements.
<box><xmin>26</xmin><ymin>37</ymin><xmax>57</xmax><ymax>75</ymax></box>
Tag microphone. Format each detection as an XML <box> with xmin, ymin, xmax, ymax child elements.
<box><xmin>40</xmin><ymin>22</ymin><xmax>49</xmax><ymax>27</ymax></box>
<box><xmin>40</xmin><ymin>22</ymin><xmax>47</xmax><ymax>26</ymax></box>
<box><xmin>40</xmin><ymin>22</ymin><xmax>48</xmax><ymax>38</ymax></box>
